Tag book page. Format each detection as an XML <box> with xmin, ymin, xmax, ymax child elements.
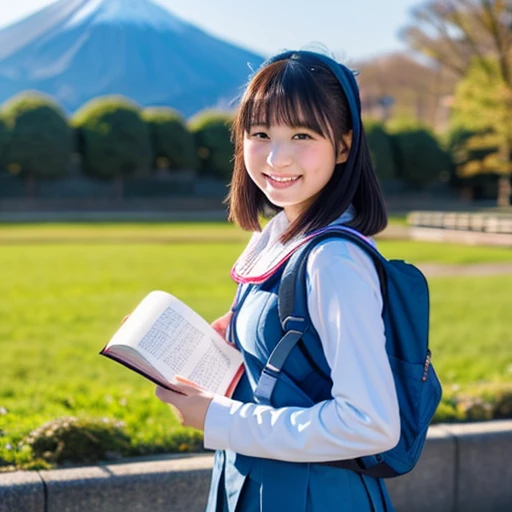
<box><xmin>139</xmin><ymin>307</ymin><xmax>204</xmax><ymax>376</ymax></box>
<box><xmin>103</xmin><ymin>291</ymin><xmax>243</xmax><ymax>395</ymax></box>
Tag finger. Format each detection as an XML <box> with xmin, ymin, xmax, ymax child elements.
<box><xmin>156</xmin><ymin>385</ymin><xmax>182</xmax><ymax>403</ymax></box>
<box><xmin>155</xmin><ymin>388</ymin><xmax>185</xmax><ymax>422</ymax></box>
<box><xmin>174</xmin><ymin>375</ymin><xmax>200</xmax><ymax>387</ymax></box>
<box><xmin>173</xmin><ymin>377</ymin><xmax>207</xmax><ymax>395</ymax></box>
<box><xmin>176</xmin><ymin>376</ymin><xmax>213</xmax><ymax>394</ymax></box>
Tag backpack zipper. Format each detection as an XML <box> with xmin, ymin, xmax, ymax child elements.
<box><xmin>422</xmin><ymin>350</ymin><xmax>431</xmax><ymax>382</ymax></box>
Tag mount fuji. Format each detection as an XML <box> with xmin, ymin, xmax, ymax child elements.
<box><xmin>0</xmin><ymin>0</ymin><xmax>265</xmax><ymax>116</ymax></box>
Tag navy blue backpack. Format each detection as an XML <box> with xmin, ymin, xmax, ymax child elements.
<box><xmin>253</xmin><ymin>226</ymin><xmax>443</xmax><ymax>478</ymax></box>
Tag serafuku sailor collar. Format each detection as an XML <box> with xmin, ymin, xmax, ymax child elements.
<box><xmin>231</xmin><ymin>207</ymin><xmax>357</xmax><ymax>284</ymax></box>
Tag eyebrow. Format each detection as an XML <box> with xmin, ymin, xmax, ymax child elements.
<box><xmin>247</xmin><ymin>120</ymin><xmax>315</xmax><ymax>128</ymax></box>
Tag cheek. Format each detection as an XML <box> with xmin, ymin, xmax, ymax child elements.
<box><xmin>243</xmin><ymin>146</ymin><xmax>261</xmax><ymax>185</ymax></box>
<box><xmin>243</xmin><ymin>143</ymin><xmax>259</xmax><ymax>169</ymax></box>
<box><xmin>303</xmin><ymin>149</ymin><xmax>336</xmax><ymax>178</ymax></box>
<box><xmin>244</xmin><ymin>143</ymin><xmax>269</xmax><ymax>177</ymax></box>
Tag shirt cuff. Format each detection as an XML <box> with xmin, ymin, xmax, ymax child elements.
<box><xmin>203</xmin><ymin>394</ymin><xmax>238</xmax><ymax>451</ymax></box>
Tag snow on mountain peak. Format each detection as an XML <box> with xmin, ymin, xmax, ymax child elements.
<box><xmin>63</xmin><ymin>0</ymin><xmax>190</xmax><ymax>31</ymax></box>
<box><xmin>0</xmin><ymin>0</ymin><xmax>265</xmax><ymax>116</ymax></box>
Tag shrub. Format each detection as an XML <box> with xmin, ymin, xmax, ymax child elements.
<box><xmin>188</xmin><ymin>110</ymin><xmax>234</xmax><ymax>180</ymax></box>
<box><xmin>1</xmin><ymin>92</ymin><xmax>72</xmax><ymax>179</ymax></box>
<box><xmin>24</xmin><ymin>416</ymin><xmax>131</xmax><ymax>466</ymax></box>
<box><xmin>142</xmin><ymin>107</ymin><xmax>198</xmax><ymax>171</ymax></box>
<box><xmin>433</xmin><ymin>400</ymin><xmax>464</xmax><ymax>423</ymax></box>
<box><xmin>455</xmin><ymin>397</ymin><xmax>494</xmax><ymax>422</ymax></box>
<box><xmin>364</xmin><ymin>119</ymin><xmax>396</xmax><ymax>181</ymax></box>
<box><xmin>433</xmin><ymin>383</ymin><xmax>512</xmax><ymax>424</ymax></box>
<box><xmin>492</xmin><ymin>389</ymin><xmax>512</xmax><ymax>419</ymax></box>
<box><xmin>131</xmin><ymin>426</ymin><xmax>204</xmax><ymax>457</ymax></box>
<box><xmin>73</xmin><ymin>96</ymin><xmax>152</xmax><ymax>180</ymax></box>
<box><xmin>389</xmin><ymin>124</ymin><xmax>450</xmax><ymax>188</ymax></box>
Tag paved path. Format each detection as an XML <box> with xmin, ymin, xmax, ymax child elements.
<box><xmin>378</xmin><ymin>225</ymin><xmax>512</xmax><ymax>277</ymax></box>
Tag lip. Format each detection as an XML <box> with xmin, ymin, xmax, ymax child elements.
<box><xmin>264</xmin><ymin>173</ymin><xmax>301</xmax><ymax>189</ymax></box>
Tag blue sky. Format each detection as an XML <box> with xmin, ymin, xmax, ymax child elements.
<box><xmin>0</xmin><ymin>0</ymin><xmax>421</xmax><ymax>62</ymax></box>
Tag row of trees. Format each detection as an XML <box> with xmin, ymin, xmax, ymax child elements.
<box><xmin>0</xmin><ymin>91</ymin><xmax>454</xmax><ymax>194</ymax></box>
<box><xmin>402</xmin><ymin>0</ymin><xmax>512</xmax><ymax>205</ymax></box>
<box><xmin>0</xmin><ymin>93</ymin><xmax>234</xmax><ymax>187</ymax></box>
<box><xmin>365</xmin><ymin>119</ymin><xmax>450</xmax><ymax>187</ymax></box>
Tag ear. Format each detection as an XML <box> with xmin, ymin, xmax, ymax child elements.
<box><xmin>336</xmin><ymin>131</ymin><xmax>353</xmax><ymax>164</ymax></box>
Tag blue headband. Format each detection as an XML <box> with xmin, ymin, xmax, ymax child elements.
<box><xmin>259</xmin><ymin>50</ymin><xmax>362</xmax><ymax>173</ymax></box>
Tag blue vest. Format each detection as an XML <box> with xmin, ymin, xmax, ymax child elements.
<box><xmin>205</xmin><ymin>270</ymin><xmax>394</xmax><ymax>512</ymax></box>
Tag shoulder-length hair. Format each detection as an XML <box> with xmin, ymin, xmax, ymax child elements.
<box><xmin>227</xmin><ymin>51</ymin><xmax>387</xmax><ymax>243</ymax></box>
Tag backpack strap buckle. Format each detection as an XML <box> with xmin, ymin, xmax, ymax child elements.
<box><xmin>282</xmin><ymin>315</ymin><xmax>307</xmax><ymax>332</ymax></box>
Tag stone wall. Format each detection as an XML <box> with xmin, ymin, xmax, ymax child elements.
<box><xmin>1</xmin><ymin>420</ymin><xmax>511</xmax><ymax>512</ymax></box>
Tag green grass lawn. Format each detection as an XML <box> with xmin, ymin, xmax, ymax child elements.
<box><xmin>0</xmin><ymin>222</ymin><xmax>511</xmax><ymax>467</ymax></box>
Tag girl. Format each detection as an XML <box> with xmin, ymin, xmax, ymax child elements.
<box><xmin>156</xmin><ymin>49</ymin><xmax>400</xmax><ymax>511</ymax></box>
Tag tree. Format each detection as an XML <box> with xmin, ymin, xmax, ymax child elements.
<box><xmin>1</xmin><ymin>92</ymin><xmax>72</xmax><ymax>196</ymax></box>
<box><xmin>0</xmin><ymin>116</ymin><xmax>7</xmax><ymax>169</ymax></box>
<box><xmin>389</xmin><ymin>122</ymin><xmax>450</xmax><ymax>188</ymax></box>
<box><xmin>447</xmin><ymin>125</ymin><xmax>505</xmax><ymax>198</ymax></box>
<box><xmin>364</xmin><ymin>120</ymin><xmax>397</xmax><ymax>181</ymax></box>
<box><xmin>402</xmin><ymin>0</ymin><xmax>512</xmax><ymax>204</ymax></box>
<box><xmin>450</xmin><ymin>57</ymin><xmax>512</xmax><ymax>202</ymax></box>
<box><xmin>142</xmin><ymin>107</ymin><xmax>198</xmax><ymax>171</ymax></box>
<box><xmin>73</xmin><ymin>96</ymin><xmax>152</xmax><ymax>197</ymax></box>
<box><xmin>188</xmin><ymin>110</ymin><xmax>234</xmax><ymax>180</ymax></box>
<box><xmin>356</xmin><ymin>53</ymin><xmax>458</xmax><ymax>129</ymax></box>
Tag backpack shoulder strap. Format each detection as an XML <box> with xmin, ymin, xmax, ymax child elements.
<box><xmin>253</xmin><ymin>226</ymin><xmax>387</xmax><ymax>405</ymax></box>
<box><xmin>278</xmin><ymin>226</ymin><xmax>387</xmax><ymax>333</ymax></box>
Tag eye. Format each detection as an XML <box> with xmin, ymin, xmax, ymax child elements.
<box><xmin>293</xmin><ymin>133</ymin><xmax>313</xmax><ymax>140</ymax></box>
<box><xmin>249</xmin><ymin>131</ymin><xmax>269</xmax><ymax>139</ymax></box>
<box><xmin>245</xmin><ymin>125</ymin><xmax>269</xmax><ymax>139</ymax></box>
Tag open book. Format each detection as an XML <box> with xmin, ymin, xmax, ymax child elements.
<box><xmin>100</xmin><ymin>291</ymin><xmax>244</xmax><ymax>397</ymax></box>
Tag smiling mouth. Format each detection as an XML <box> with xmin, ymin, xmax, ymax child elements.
<box><xmin>264</xmin><ymin>174</ymin><xmax>301</xmax><ymax>184</ymax></box>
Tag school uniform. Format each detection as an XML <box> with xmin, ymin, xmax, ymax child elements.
<box><xmin>203</xmin><ymin>209</ymin><xmax>400</xmax><ymax>512</ymax></box>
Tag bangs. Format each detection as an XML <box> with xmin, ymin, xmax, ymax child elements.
<box><xmin>239</xmin><ymin>60</ymin><xmax>335</xmax><ymax>142</ymax></box>
<box><xmin>228</xmin><ymin>50</ymin><xmax>387</xmax><ymax>240</ymax></box>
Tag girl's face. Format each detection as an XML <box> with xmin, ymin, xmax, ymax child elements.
<box><xmin>244</xmin><ymin>123</ymin><xmax>349</xmax><ymax>222</ymax></box>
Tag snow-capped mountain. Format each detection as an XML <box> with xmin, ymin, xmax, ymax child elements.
<box><xmin>0</xmin><ymin>0</ymin><xmax>265</xmax><ymax>116</ymax></box>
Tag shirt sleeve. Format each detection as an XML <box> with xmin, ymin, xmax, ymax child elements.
<box><xmin>203</xmin><ymin>240</ymin><xmax>400</xmax><ymax>462</ymax></box>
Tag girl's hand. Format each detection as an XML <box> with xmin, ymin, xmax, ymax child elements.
<box><xmin>210</xmin><ymin>311</ymin><xmax>233</xmax><ymax>342</ymax></box>
<box><xmin>155</xmin><ymin>377</ymin><xmax>214</xmax><ymax>431</ymax></box>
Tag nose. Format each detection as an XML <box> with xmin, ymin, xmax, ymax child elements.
<box><xmin>267</xmin><ymin>142</ymin><xmax>292</xmax><ymax>169</ymax></box>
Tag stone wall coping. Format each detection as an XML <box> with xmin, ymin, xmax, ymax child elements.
<box><xmin>1</xmin><ymin>421</ymin><xmax>511</xmax><ymax>512</ymax></box>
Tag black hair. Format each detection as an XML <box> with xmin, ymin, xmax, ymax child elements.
<box><xmin>228</xmin><ymin>50</ymin><xmax>387</xmax><ymax>242</ymax></box>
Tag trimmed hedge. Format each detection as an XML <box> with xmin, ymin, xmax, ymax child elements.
<box><xmin>0</xmin><ymin>116</ymin><xmax>7</xmax><ymax>168</ymax></box>
<box><xmin>390</xmin><ymin>123</ymin><xmax>450</xmax><ymax>188</ymax></box>
<box><xmin>1</xmin><ymin>92</ymin><xmax>72</xmax><ymax>179</ymax></box>
<box><xmin>142</xmin><ymin>107</ymin><xmax>198</xmax><ymax>171</ymax></box>
<box><xmin>189</xmin><ymin>110</ymin><xmax>234</xmax><ymax>180</ymax></box>
<box><xmin>73</xmin><ymin>96</ymin><xmax>152</xmax><ymax>180</ymax></box>
<box><xmin>364</xmin><ymin>120</ymin><xmax>396</xmax><ymax>181</ymax></box>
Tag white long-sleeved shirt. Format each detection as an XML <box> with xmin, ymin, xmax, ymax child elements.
<box><xmin>204</xmin><ymin>213</ymin><xmax>400</xmax><ymax>463</ymax></box>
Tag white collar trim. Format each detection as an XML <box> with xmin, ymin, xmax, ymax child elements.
<box><xmin>231</xmin><ymin>207</ymin><xmax>356</xmax><ymax>284</ymax></box>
